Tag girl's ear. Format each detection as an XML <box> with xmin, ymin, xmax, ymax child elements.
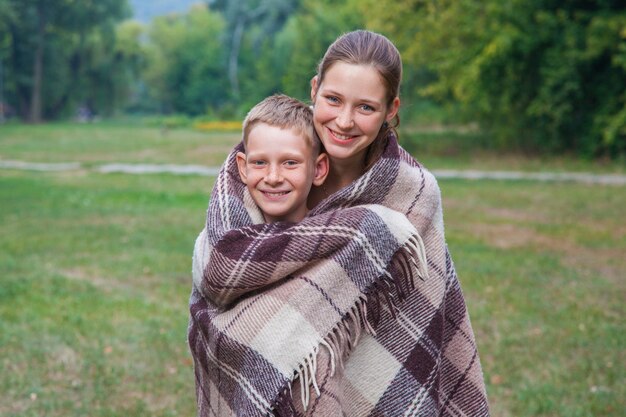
<box><xmin>312</xmin><ymin>152</ymin><xmax>329</xmax><ymax>186</ymax></box>
<box><xmin>385</xmin><ymin>97</ymin><xmax>401</xmax><ymax>122</ymax></box>
<box><xmin>235</xmin><ymin>152</ymin><xmax>248</xmax><ymax>184</ymax></box>
<box><xmin>310</xmin><ymin>76</ymin><xmax>319</xmax><ymax>103</ymax></box>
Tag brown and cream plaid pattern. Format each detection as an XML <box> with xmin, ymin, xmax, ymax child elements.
<box><xmin>188</xmin><ymin>135</ymin><xmax>490</xmax><ymax>416</ymax></box>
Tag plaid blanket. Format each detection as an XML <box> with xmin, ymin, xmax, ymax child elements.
<box><xmin>188</xmin><ymin>135</ymin><xmax>490</xmax><ymax>416</ymax></box>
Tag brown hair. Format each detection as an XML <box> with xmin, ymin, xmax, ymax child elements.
<box><xmin>315</xmin><ymin>30</ymin><xmax>402</xmax><ymax>167</ymax></box>
<box><xmin>242</xmin><ymin>94</ymin><xmax>321</xmax><ymax>155</ymax></box>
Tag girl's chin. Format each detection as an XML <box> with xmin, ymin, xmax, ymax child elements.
<box><xmin>324</xmin><ymin>145</ymin><xmax>369</xmax><ymax>163</ymax></box>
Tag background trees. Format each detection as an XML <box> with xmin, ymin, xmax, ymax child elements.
<box><xmin>0</xmin><ymin>0</ymin><xmax>129</xmax><ymax>121</ymax></box>
<box><xmin>0</xmin><ymin>0</ymin><xmax>624</xmax><ymax>157</ymax></box>
<box><xmin>362</xmin><ymin>0</ymin><xmax>626</xmax><ymax>156</ymax></box>
<box><xmin>142</xmin><ymin>5</ymin><xmax>227</xmax><ymax>115</ymax></box>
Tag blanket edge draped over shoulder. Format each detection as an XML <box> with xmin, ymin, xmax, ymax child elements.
<box><xmin>188</xmin><ymin>135</ymin><xmax>490</xmax><ymax>417</ymax></box>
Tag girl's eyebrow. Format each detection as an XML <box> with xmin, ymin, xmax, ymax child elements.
<box><xmin>359</xmin><ymin>99</ymin><xmax>382</xmax><ymax>107</ymax></box>
<box><xmin>320</xmin><ymin>87</ymin><xmax>343</xmax><ymax>97</ymax></box>
<box><xmin>322</xmin><ymin>87</ymin><xmax>383</xmax><ymax>106</ymax></box>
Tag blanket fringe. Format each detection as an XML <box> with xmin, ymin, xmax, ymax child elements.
<box><xmin>404</xmin><ymin>234</ymin><xmax>430</xmax><ymax>283</ymax></box>
<box><xmin>272</xmin><ymin>234</ymin><xmax>429</xmax><ymax>415</ymax></box>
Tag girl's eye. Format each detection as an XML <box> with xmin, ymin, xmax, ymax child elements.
<box><xmin>359</xmin><ymin>104</ymin><xmax>375</xmax><ymax>112</ymax></box>
<box><xmin>325</xmin><ymin>95</ymin><xmax>340</xmax><ymax>104</ymax></box>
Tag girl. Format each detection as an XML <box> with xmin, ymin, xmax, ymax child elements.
<box><xmin>189</xmin><ymin>30</ymin><xmax>490</xmax><ymax>417</ymax></box>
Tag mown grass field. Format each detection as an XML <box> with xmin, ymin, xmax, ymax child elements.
<box><xmin>1</xmin><ymin>122</ymin><xmax>624</xmax><ymax>416</ymax></box>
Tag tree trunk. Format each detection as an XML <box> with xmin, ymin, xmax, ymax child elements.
<box><xmin>228</xmin><ymin>17</ymin><xmax>245</xmax><ymax>100</ymax></box>
<box><xmin>29</xmin><ymin>7</ymin><xmax>45</xmax><ymax>123</ymax></box>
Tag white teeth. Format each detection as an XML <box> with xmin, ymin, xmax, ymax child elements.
<box><xmin>265</xmin><ymin>191</ymin><xmax>289</xmax><ymax>196</ymax></box>
<box><xmin>331</xmin><ymin>129</ymin><xmax>352</xmax><ymax>140</ymax></box>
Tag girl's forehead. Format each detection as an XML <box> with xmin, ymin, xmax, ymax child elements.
<box><xmin>320</xmin><ymin>63</ymin><xmax>388</xmax><ymax>101</ymax></box>
<box><xmin>323</xmin><ymin>62</ymin><xmax>381</xmax><ymax>80</ymax></box>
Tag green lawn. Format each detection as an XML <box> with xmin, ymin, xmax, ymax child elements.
<box><xmin>0</xmin><ymin>122</ymin><xmax>239</xmax><ymax>166</ymax></box>
<box><xmin>2</xmin><ymin>121</ymin><xmax>625</xmax><ymax>173</ymax></box>
<box><xmin>1</xmin><ymin>123</ymin><xmax>624</xmax><ymax>416</ymax></box>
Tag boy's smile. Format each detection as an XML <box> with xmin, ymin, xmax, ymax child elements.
<box><xmin>236</xmin><ymin>123</ymin><xmax>328</xmax><ymax>223</ymax></box>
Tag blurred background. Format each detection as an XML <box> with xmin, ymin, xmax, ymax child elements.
<box><xmin>0</xmin><ymin>1</ymin><xmax>624</xmax><ymax>416</ymax></box>
<box><xmin>1</xmin><ymin>0</ymin><xmax>625</xmax><ymax>156</ymax></box>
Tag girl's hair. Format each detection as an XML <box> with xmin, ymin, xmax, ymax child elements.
<box><xmin>315</xmin><ymin>30</ymin><xmax>402</xmax><ymax>167</ymax></box>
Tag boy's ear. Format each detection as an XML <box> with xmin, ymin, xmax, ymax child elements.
<box><xmin>310</xmin><ymin>76</ymin><xmax>319</xmax><ymax>103</ymax></box>
<box><xmin>312</xmin><ymin>152</ymin><xmax>329</xmax><ymax>186</ymax></box>
<box><xmin>235</xmin><ymin>151</ymin><xmax>248</xmax><ymax>184</ymax></box>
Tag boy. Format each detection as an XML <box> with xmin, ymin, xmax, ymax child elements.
<box><xmin>236</xmin><ymin>94</ymin><xmax>329</xmax><ymax>223</ymax></box>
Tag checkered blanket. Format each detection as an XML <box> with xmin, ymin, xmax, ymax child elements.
<box><xmin>188</xmin><ymin>135</ymin><xmax>490</xmax><ymax>416</ymax></box>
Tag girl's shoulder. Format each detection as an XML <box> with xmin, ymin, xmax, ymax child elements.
<box><xmin>396</xmin><ymin>145</ymin><xmax>440</xmax><ymax>193</ymax></box>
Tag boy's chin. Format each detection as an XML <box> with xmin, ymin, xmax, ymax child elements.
<box><xmin>261</xmin><ymin>206</ymin><xmax>305</xmax><ymax>223</ymax></box>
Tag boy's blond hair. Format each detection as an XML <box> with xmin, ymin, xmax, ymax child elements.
<box><xmin>242</xmin><ymin>94</ymin><xmax>321</xmax><ymax>155</ymax></box>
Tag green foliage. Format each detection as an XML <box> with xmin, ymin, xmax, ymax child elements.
<box><xmin>107</xmin><ymin>20</ymin><xmax>146</xmax><ymax>114</ymax></box>
<box><xmin>277</xmin><ymin>0</ymin><xmax>365</xmax><ymax>101</ymax></box>
<box><xmin>210</xmin><ymin>0</ymin><xmax>300</xmax><ymax>100</ymax></box>
<box><xmin>365</xmin><ymin>0</ymin><xmax>626</xmax><ymax>157</ymax></box>
<box><xmin>142</xmin><ymin>4</ymin><xmax>227</xmax><ymax>115</ymax></box>
<box><xmin>0</xmin><ymin>0</ymin><xmax>130</xmax><ymax>121</ymax></box>
<box><xmin>2</xmin><ymin>0</ymin><xmax>625</xmax><ymax>158</ymax></box>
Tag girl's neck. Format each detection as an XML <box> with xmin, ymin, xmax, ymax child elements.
<box><xmin>308</xmin><ymin>153</ymin><xmax>366</xmax><ymax>209</ymax></box>
<box><xmin>325</xmin><ymin>154</ymin><xmax>366</xmax><ymax>192</ymax></box>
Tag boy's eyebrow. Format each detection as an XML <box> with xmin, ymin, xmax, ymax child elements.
<box><xmin>246</xmin><ymin>150</ymin><xmax>309</xmax><ymax>159</ymax></box>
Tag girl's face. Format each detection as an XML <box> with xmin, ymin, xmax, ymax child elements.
<box><xmin>311</xmin><ymin>62</ymin><xmax>399</xmax><ymax>166</ymax></box>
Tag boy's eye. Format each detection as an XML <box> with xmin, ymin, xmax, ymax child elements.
<box><xmin>251</xmin><ymin>160</ymin><xmax>266</xmax><ymax>166</ymax></box>
<box><xmin>284</xmin><ymin>160</ymin><xmax>299</xmax><ymax>167</ymax></box>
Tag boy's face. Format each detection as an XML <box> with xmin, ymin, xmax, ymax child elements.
<box><xmin>236</xmin><ymin>123</ymin><xmax>328</xmax><ymax>223</ymax></box>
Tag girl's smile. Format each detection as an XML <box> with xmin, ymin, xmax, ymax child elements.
<box><xmin>311</xmin><ymin>62</ymin><xmax>399</xmax><ymax>166</ymax></box>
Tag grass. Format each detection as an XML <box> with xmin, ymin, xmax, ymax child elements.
<box><xmin>1</xmin><ymin>120</ymin><xmax>625</xmax><ymax>173</ymax></box>
<box><xmin>0</xmin><ymin>122</ymin><xmax>238</xmax><ymax>166</ymax></box>
<box><xmin>0</xmin><ymin>171</ymin><xmax>210</xmax><ymax>417</ymax></box>
<box><xmin>1</xmin><ymin>122</ymin><xmax>624</xmax><ymax>416</ymax></box>
<box><xmin>441</xmin><ymin>180</ymin><xmax>624</xmax><ymax>416</ymax></box>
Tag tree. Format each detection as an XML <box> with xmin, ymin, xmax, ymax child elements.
<box><xmin>363</xmin><ymin>0</ymin><xmax>626</xmax><ymax>156</ymax></box>
<box><xmin>143</xmin><ymin>4</ymin><xmax>227</xmax><ymax>115</ymax></box>
<box><xmin>111</xmin><ymin>20</ymin><xmax>146</xmax><ymax>113</ymax></box>
<box><xmin>0</xmin><ymin>1</ymin><xmax>16</xmax><ymax>120</ymax></box>
<box><xmin>207</xmin><ymin>0</ymin><xmax>300</xmax><ymax>100</ymax></box>
<box><xmin>273</xmin><ymin>0</ymin><xmax>365</xmax><ymax>101</ymax></box>
<box><xmin>0</xmin><ymin>0</ymin><xmax>129</xmax><ymax>121</ymax></box>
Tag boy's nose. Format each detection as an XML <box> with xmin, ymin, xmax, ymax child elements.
<box><xmin>265</xmin><ymin>166</ymin><xmax>283</xmax><ymax>184</ymax></box>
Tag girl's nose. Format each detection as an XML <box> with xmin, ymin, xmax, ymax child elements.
<box><xmin>336</xmin><ymin>108</ymin><xmax>354</xmax><ymax>130</ymax></box>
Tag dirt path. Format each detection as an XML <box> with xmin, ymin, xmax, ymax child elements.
<box><xmin>1</xmin><ymin>159</ymin><xmax>625</xmax><ymax>185</ymax></box>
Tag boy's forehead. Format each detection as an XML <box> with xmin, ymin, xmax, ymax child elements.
<box><xmin>251</xmin><ymin>121</ymin><xmax>300</xmax><ymax>134</ymax></box>
<box><xmin>246</xmin><ymin>123</ymin><xmax>318</xmax><ymax>158</ymax></box>
<box><xmin>249</xmin><ymin>123</ymin><xmax>312</xmax><ymax>145</ymax></box>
